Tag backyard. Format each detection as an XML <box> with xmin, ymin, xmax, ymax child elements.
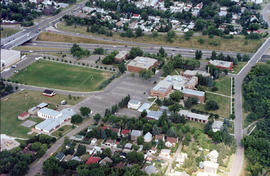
<box><xmin>0</xmin><ymin>90</ymin><xmax>82</xmax><ymax>138</ymax></box>
<box><xmin>11</xmin><ymin>60</ymin><xmax>113</xmax><ymax>92</ymax></box>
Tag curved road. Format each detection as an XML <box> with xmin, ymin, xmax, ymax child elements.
<box><xmin>229</xmin><ymin>37</ymin><xmax>270</xmax><ymax>176</ymax></box>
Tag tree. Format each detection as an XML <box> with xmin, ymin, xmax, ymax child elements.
<box><xmin>10</xmin><ymin>161</ymin><xmax>29</xmax><ymax>176</ymax></box>
<box><xmin>135</xmin><ymin>27</ymin><xmax>143</xmax><ymax>37</ymax></box>
<box><xmin>167</xmin><ymin>30</ymin><xmax>176</xmax><ymax>42</ymax></box>
<box><xmin>94</xmin><ymin>113</ymin><xmax>101</xmax><ymax>123</ymax></box>
<box><xmin>118</xmin><ymin>63</ymin><xmax>126</xmax><ymax>73</ymax></box>
<box><xmin>128</xmin><ymin>47</ymin><xmax>143</xmax><ymax>59</ymax></box>
<box><xmin>141</xmin><ymin>110</ymin><xmax>147</xmax><ymax>118</ymax></box>
<box><xmin>205</xmin><ymin>100</ymin><xmax>219</xmax><ymax>110</ymax></box>
<box><xmin>71</xmin><ymin>114</ymin><xmax>83</xmax><ymax>124</ymax></box>
<box><xmin>43</xmin><ymin>157</ymin><xmax>63</xmax><ymax>176</ymax></box>
<box><xmin>76</xmin><ymin>144</ymin><xmax>86</xmax><ymax>156</ymax></box>
<box><xmin>152</xmin><ymin>31</ymin><xmax>158</xmax><ymax>37</ymax></box>
<box><xmin>169</xmin><ymin>103</ymin><xmax>181</xmax><ymax>112</ymax></box>
<box><xmin>126</xmin><ymin>151</ymin><xmax>144</xmax><ymax>164</ymax></box>
<box><xmin>103</xmin><ymin>148</ymin><xmax>112</xmax><ymax>157</ymax></box>
<box><xmin>195</xmin><ymin>50</ymin><xmax>202</xmax><ymax>60</ymax></box>
<box><xmin>137</xmin><ymin>136</ymin><xmax>144</xmax><ymax>145</ymax></box>
<box><xmin>139</xmin><ymin>69</ymin><xmax>152</xmax><ymax>80</ymax></box>
<box><xmin>169</xmin><ymin>90</ymin><xmax>183</xmax><ymax>102</ymax></box>
<box><xmin>158</xmin><ymin>47</ymin><xmax>166</xmax><ymax>57</ymax></box>
<box><xmin>184</xmin><ymin>30</ymin><xmax>193</xmax><ymax>40</ymax></box>
<box><xmin>80</xmin><ymin>107</ymin><xmax>91</xmax><ymax>117</ymax></box>
<box><xmin>152</xmin><ymin>124</ymin><xmax>160</xmax><ymax>135</ymax></box>
<box><xmin>93</xmin><ymin>47</ymin><xmax>105</xmax><ymax>55</ymax></box>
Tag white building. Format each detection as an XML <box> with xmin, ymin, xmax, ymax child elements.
<box><xmin>203</xmin><ymin>161</ymin><xmax>219</xmax><ymax>175</ymax></box>
<box><xmin>159</xmin><ymin>149</ymin><xmax>171</xmax><ymax>159</ymax></box>
<box><xmin>144</xmin><ymin>132</ymin><xmax>153</xmax><ymax>142</ymax></box>
<box><xmin>37</xmin><ymin>108</ymin><xmax>61</xmax><ymax>119</ymax></box>
<box><xmin>128</xmin><ymin>99</ymin><xmax>142</xmax><ymax>110</ymax></box>
<box><xmin>212</xmin><ymin>120</ymin><xmax>224</xmax><ymax>132</ymax></box>
<box><xmin>1</xmin><ymin>49</ymin><xmax>21</xmax><ymax>71</ymax></box>
<box><xmin>208</xmin><ymin>150</ymin><xmax>219</xmax><ymax>163</ymax></box>
<box><xmin>179</xmin><ymin>110</ymin><xmax>209</xmax><ymax>124</ymax></box>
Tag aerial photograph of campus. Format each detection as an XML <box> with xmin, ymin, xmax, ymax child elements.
<box><xmin>0</xmin><ymin>0</ymin><xmax>270</xmax><ymax>175</ymax></box>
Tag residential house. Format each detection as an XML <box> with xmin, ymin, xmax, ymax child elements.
<box><xmin>212</xmin><ymin>120</ymin><xmax>224</xmax><ymax>132</ymax></box>
<box><xmin>86</xmin><ymin>157</ymin><xmax>101</xmax><ymax>165</ymax></box>
<box><xmin>55</xmin><ymin>152</ymin><xmax>65</xmax><ymax>162</ymax></box>
<box><xmin>121</xmin><ymin>129</ymin><xmax>131</xmax><ymax>137</ymax></box>
<box><xmin>131</xmin><ymin>130</ymin><xmax>143</xmax><ymax>141</ymax></box>
<box><xmin>208</xmin><ymin>150</ymin><xmax>219</xmax><ymax>163</ymax></box>
<box><xmin>144</xmin><ymin>132</ymin><xmax>153</xmax><ymax>142</ymax></box>
<box><xmin>124</xmin><ymin>143</ymin><xmax>133</xmax><ymax>150</ymax></box>
<box><xmin>146</xmin><ymin>110</ymin><xmax>163</xmax><ymax>120</ymax></box>
<box><xmin>159</xmin><ymin>149</ymin><xmax>171</xmax><ymax>159</ymax></box>
<box><xmin>165</xmin><ymin>137</ymin><xmax>178</xmax><ymax>148</ymax></box>
<box><xmin>155</xmin><ymin>134</ymin><xmax>165</xmax><ymax>142</ymax></box>
<box><xmin>145</xmin><ymin>165</ymin><xmax>158</xmax><ymax>175</ymax></box>
<box><xmin>99</xmin><ymin>157</ymin><xmax>113</xmax><ymax>166</ymax></box>
<box><xmin>203</xmin><ymin>161</ymin><xmax>219</xmax><ymax>174</ymax></box>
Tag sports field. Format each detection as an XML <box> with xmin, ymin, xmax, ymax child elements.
<box><xmin>11</xmin><ymin>60</ymin><xmax>112</xmax><ymax>92</ymax></box>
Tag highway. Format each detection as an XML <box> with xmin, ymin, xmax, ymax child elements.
<box><xmin>1</xmin><ymin>0</ymin><xmax>87</xmax><ymax>49</ymax></box>
<box><xmin>23</xmin><ymin>40</ymin><xmax>250</xmax><ymax>59</ymax></box>
<box><xmin>229</xmin><ymin>37</ymin><xmax>270</xmax><ymax>176</ymax></box>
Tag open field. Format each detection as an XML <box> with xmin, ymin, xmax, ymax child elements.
<box><xmin>0</xmin><ymin>90</ymin><xmax>82</xmax><ymax>138</ymax></box>
<box><xmin>212</xmin><ymin>76</ymin><xmax>231</xmax><ymax>96</ymax></box>
<box><xmin>231</xmin><ymin>62</ymin><xmax>247</xmax><ymax>74</ymax></box>
<box><xmin>37</xmin><ymin>32</ymin><xmax>121</xmax><ymax>45</ymax></box>
<box><xmin>0</xmin><ymin>27</ymin><xmax>21</xmax><ymax>38</ymax></box>
<box><xmin>51</xmin><ymin>125</ymin><xmax>73</xmax><ymax>138</ymax></box>
<box><xmin>11</xmin><ymin>60</ymin><xmax>113</xmax><ymax>92</ymax></box>
<box><xmin>57</xmin><ymin>22</ymin><xmax>264</xmax><ymax>53</ymax></box>
<box><xmin>193</xmin><ymin>93</ymin><xmax>231</xmax><ymax>118</ymax></box>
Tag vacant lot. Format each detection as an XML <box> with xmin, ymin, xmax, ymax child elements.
<box><xmin>193</xmin><ymin>93</ymin><xmax>230</xmax><ymax>118</ymax></box>
<box><xmin>0</xmin><ymin>27</ymin><xmax>21</xmax><ymax>38</ymax></box>
<box><xmin>11</xmin><ymin>60</ymin><xmax>112</xmax><ymax>92</ymax></box>
<box><xmin>57</xmin><ymin>22</ymin><xmax>264</xmax><ymax>53</ymax></box>
<box><xmin>0</xmin><ymin>90</ymin><xmax>82</xmax><ymax>138</ymax></box>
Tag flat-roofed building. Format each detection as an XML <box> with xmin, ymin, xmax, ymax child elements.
<box><xmin>128</xmin><ymin>99</ymin><xmax>141</xmax><ymax>110</ymax></box>
<box><xmin>179</xmin><ymin>110</ymin><xmax>209</xmax><ymax>123</ymax></box>
<box><xmin>182</xmin><ymin>88</ymin><xmax>205</xmax><ymax>103</ymax></box>
<box><xmin>209</xmin><ymin>60</ymin><xmax>233</xmax><ymax>70</ymax></box>
<box><xmin>183</xmin><ymin>70</ymin><xmax>210</xmax><ymax>78</ymax></box>
<box><xmin>127</xmin><ymin>57</ymin><xmax>158</xmax><ymax>72</ymax></box>
<box><xmin>1</xmin><ymin>49</ymin><xmax>21</xmax><ymax>70</ymax></box>
<box><xmin>150</xmin><ymin>79</ymin><xmax>173</xmax><ymax>98</ymax></box>
<box><xmin>37</xmin><ymin>108</ymin><xmax>60</xmax><ymax>119</ymax></box>
<box><xmin>114</xmin><ymin>51</ymin><xmax>129</xmax><ymax>63</ymax></box>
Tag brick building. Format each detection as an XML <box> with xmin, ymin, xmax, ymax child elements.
<box><xmin>127</xmin><ymin>57</ymin><xmax>158</xmax><ymax>72</ymax></box>
<box><xmin>182</xmin><ymin>88</ymin><xmax>205</xmax><ymax>103</ymax></box>
<box><xmin>114</xmin><ymin>51</ymin><xmax>129</xmax><ymax>63</ymax></box>
<box><xmin>208</xmin><ymin>60</ymin><xmax>233</xmax><ymax>70</ymax></box>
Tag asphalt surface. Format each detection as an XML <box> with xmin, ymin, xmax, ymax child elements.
<box><xmin>262</xmin><ymin>3</ymin><xmax>270</xmax><ymax>28</ymax></box>
<box><xmin>1</xmin><ymin>0</ymin><xmax>87</xmax><ymax>49</ymax></box>
<box><xmin>229</xmin><ymin>37</ymin><xmax>270</xmax><ymax>176</ymax></box>
<box><xmin>23</xmin><ymin>40</ymin><xmax>250</xmax><ymax>59</ymax></box>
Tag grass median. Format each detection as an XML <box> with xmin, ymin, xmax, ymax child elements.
<box><xmin>10</xmin><ymin>60</ymin><xmax>113</xmax><ymax>92</ymax></box>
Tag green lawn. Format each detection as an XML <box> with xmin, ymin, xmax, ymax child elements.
<box><xmin>231</xmin><ymin>62</ymin><xmax>247</xmax><ymax>74</ymax></box>
<box><xmin>0</xmin><ymin>90</ymin><xmax>83</xmax><ymax>138</ymax></box>
<box><xmin>193</xmin><ymin>93</ymin><xmax>231</xmax><ymax>118</ymax></box>
<box><xmin>213</xmin><ymin>76</ymin><xmax>231</xmax><ymax>96</ymax></box>
<box><xmin>0</xmin><ymin>27</ymin><xmax>21</xmax><ymax>38</ymax></box>
<box><xmin>51</xmin><ymin>125</ymin><xmax>73</xmax><ymax>138</ymax></box>
<box><xmin>11</xmin><ymin>60</ymin><xmax>113</xmax><ymax>92</ymax></box>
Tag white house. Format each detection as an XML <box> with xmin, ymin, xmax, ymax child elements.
<box><xmin>144</xmin><ymin>132</ymin><xmax>153</xmax><ymax>142</ymax></box>
<box><xmin>212</xmin><ymin>120</ymin><xmax>224</xmax><ymax>132</ymax></box>
<box><xmin>208</xmin><ymin>150</ymin><xmax>219</xmax><ymax>163</ymax></box>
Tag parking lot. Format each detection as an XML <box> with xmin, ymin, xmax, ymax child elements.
<box><xmin>73</xmin><ymin>72</ymin><xmax>159</xmax><ymax>116</ymax></box>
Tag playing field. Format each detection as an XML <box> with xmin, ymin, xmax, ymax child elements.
<box><xmin>11</xmin><ymin>60</ymin><xmax>113</xmax><ymax>92</ymax></box>
<box><xmin>0</xmin><ymin>90</ymin><xmax>83</xmax><ymax>138</ymax></box>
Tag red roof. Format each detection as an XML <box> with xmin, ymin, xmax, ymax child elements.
<box><xmin>121</xmin><ymin>129</ymin><xmax>131</xmax><ymax>135</ymax></box>
<box><xmin>19</xmin><ymin>112</ymin><xmax>29</xmax><ymax>117</ymax></box>
<box><xmin>133</xmin><ymin>14</ymin><xmax>140</xmax><ymax>17</ymax></box>
<box><xmin>110</xmin><ymin>127</ymin><xmax>119</xmax><ymax>133</ymax></box>
<box><xmin>100</xmin><ymin>126</ymin><xmax>108</xmax><ymax>130</ymax></box>
<box><xmin>86</xmin><ymin>157</ymin><xmax>101</xmax><ymax>164</ymax></box>
<box><xmin>166</xmin><ymin>137</ymin><xmax>178</xmax><ymax>144</ymax></box>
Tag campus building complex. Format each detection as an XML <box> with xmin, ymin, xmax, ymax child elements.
<box><xmin>127</xmin><ymin>56</ymin><xmax>158</xmax><ymax>72</ymax></box>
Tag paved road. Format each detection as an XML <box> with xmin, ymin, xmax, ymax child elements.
<box><xmin>1</xmin><ymin>0</ymin><xmax>87</xmax><ymax>49</ymax></box>
<box><xmin>23</xmin><ymin>40</ymin><xmax>249</xmax><ymax>59</ymax></box>
<box><xmin>229</xmin><ymin>37</ymin><xmax>270</xmax><ymax>176</ymax></box>
<box><xmin>261</xmin><ymin>3</ymin><xmax>270</xmax><ymax>28</ymax></box>
<box><xmin>165</xmin><ymin>142</ymin><xmax>183</xmax><ymax>175</ymax></box>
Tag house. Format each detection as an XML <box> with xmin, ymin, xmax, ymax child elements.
<box><xmin>55</xmin><ymin>152</ymin><xmax>65</xmax><ymax>162</ymax></box>
<box><xmin>179</xmin><ymin>110</ymin><xmax>209</xmax><ymax>124</ymax></box>
<box><xmin>18</xmin><ymin>112</ymin><xmax>30</xmax><ymax>120</ymax></box>
<box><xmin>131</xmin><ymin>130</ymin><xmax>143</xmax><ymax>141</ymax></box>
<box><xmin>155</xmin><ymin>134</ymin><xmax>165</xmax><ymax>142</ymax></box>
<box><xmin>127</xmin><ymin>57</ymin><xmax>158</xmax><ymax>72</ymax></box>
<box><xmin>209</xmin><ymin>60</ymin><xmax>233</xmax><ymax>70</ymax></box>
<box><xmin>203</xmin><ymin>161</ymin><xmax>219</xmax><ymax>174</ymax></box>
<box><xmin>43</xmin><ymin>89</ymin><xmax>55</xmax><ymax>97</ymax></box>
<box><xmin>148</xmin><ymin>147</ymin><xmax>157</xmax><ymax>154</ymax></box>
<box><xmin>146</xmin><ymin>110</ymin><xmax>163</xmax><ymax>120</ymax></box>
<box><xmin>99</xmin><ymin>157</ymin><xmax>113</xmax><ymax>166</ymax></box>
<box><xmin>104</xmin><ymin>139</ymin><xmax>116</xmax><ymax>148</ymax></box>
<box><xmin>64</xmin><ymin>155</ymin><xmax>73</xmax><ymax>162</ymax></box>
<box><xmin>132</xmin><ymin>13</ymin><xmax>141</xmax><ymax>20</ymax></box>
<box><xmin>208</xmin><ymin>150</ymin><xmax>219</xmax><ymax>163</ymax></box>
<box><xmin>176</xmin><ymin>152</ymin><xmax>188</xmax><ymax>165</ymax></box>
<box><xmin>145</xmin><ymin>165</ymin><xmax>158</xmax><ymax>175</ymax></box>
<box><xmin>212</xmin><ymin>120</ymin><xmax>224</xmax><ymax>132</ymax></box>
<box><xmin>128</xmin><ymin>99</ymin><xmax>142</xmax><ymax>110</ymax></box>
<box><xmin>72</xmin><ymin>156</ymin><xmax>81</xmax><ymax>162</ymax></box>
<box><xmin>86</xmin><ymin>157</ymin><xmax>101</xmax><ymax>165</ymax></box>
<box><xmin>121</xmin><ymin>129</ymin><xmax>131</xmax><ymax>137</ymax></box>
<box><xmin>182</xmin><ymin>88</ymin><xmax>205</xmax><ymax>103</ymax></box>
<box><xmin>159</xmin><ymin>149</ymin><xmax>171</xmax><ymax>159</ymax></box>
<box><xmin>124</xmin><ymin>143</ymin><xmax>133</xmax><ymax>150</ymax></box>
<box><xmin>144</xmin><ymin>132</ymin><xmax>153</xmax><ymax>142</ymax></box>
<box><xmin>109</xmin><ymin>127</ymin><xmax>120</xmax><ymax>136</ymax></box>
<box><xmin>165</xmin><ymin>137</ymin><xmax>178</xmax><ymax>148</ymax></box>
<box><xmin>91</xmin><ymin>138</ymin><xmax>97</xmax><ymax>145</ymax></box>
<box><xmin>114</xmin><ymin>51</ymin><xmax>129</xmax><ymax>63</ymax></box>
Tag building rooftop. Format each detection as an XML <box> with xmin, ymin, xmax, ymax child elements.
<box><xmin>145</xmin><ymin>165</ymin><xmax>158</xmax><ymax>175</ymax></box>
<box><xmin>146</xmin><ymin>110</ymin><xmax>163</xmax><ymax>120</ymax></box>
<box><xmin>209</xmin><ymin>60</ymin><xmax>233</xmax><ymax>68</ymax></box>
<box><xmin>0</xmin><ymin>49</ymin><xmax>20</xmax><ymax>61</ymax></box>
<box><xmin>179</xmin><ymin>110</ymin><xmax>209</xmax><ymax>121</ymax></box>
<box><xmin>38</xmin><ymin>108</ymin><xmax>60</xmax><ymax>118</ymax></box>
<box><xmin>203</xmin><ymin>160</ymin><xmax>219</xmax><ymax>169</ymax></box>
<box><xmin>138</xmin><ymin>103</ymin><xmax>151</xmax><ymax>112</ymax></box>
<box><xmin>19</xmin><ymin>112</ymin><xmax>29</xmax><ymax>117</ymax></box>
<box><xmin>131</xmin><ymin>130</ymin><xmax>143</xmax><ymax>137</ymax></box>
<box><xmin>86</xmin><ymin>157</ymin><xmax>101</xmax><ymax>165</ymax></box>
<box><xmin>128</xmin><ymin>99</ymin><xmax>141</xmax><ymax>105</ymax></box>
<box><xmin>37</xmin><ymin>102</ymin><xmax>48</xmax><ymax>109</ymax></box>
<box><xmin>152</xmin><ymin>79</ymin><xmax>173</xmax><ymax>93</ymax></box>
<box><xmin>183</xmin><ymin>70</ymin><xmax>210</xmax><ymax>77</ymax></box>
<box><xmin>212</xmin><ymin>120</ymin><xmax>224</xmax><ymax>131</ymax></box>
<box><xmin>182</xmin><ymin>88</ymin><xmax>205</xmax><ymax>97</ymax></box>
<box><xmin>127</xmin><ymin>56</ymin><xmax>157</xmax><ymax>70</ymax></box>
<box><xmin>115</xmin><ymin>51</ymin><xmax>129</xmax><ymax>59</ymax></box>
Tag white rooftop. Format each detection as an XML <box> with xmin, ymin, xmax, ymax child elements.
<box><xmin>131</xmin><ymin>130</ymin><xmax>143</xmax><ymax>137</ymax></box>
<box><xmin>38</xmin><ymin>108</ymin><xmax>60</xmax><ymax>118</ymax></box>
<box><xmin>128</xmin><ymin>99</ymin><xmax>141</xmax><ymax>105</ymax></box>
<box><xmin>115</xmin><ymin>51</ymin><xmax>129</xmax><ymax>59</ymax></box>
<box><xmin>138</xmin><ymin>103</ymin><xmax>151</xmax><ymax>112</ymax></box>
<box><xmin>203</xmin><ymin>160</ymin><xmax>219</xmax><ymax>169</ymax></box>
<box><xmin>182</xmin><ymin>88</ymin><xmax>205</xmax><ymax>97</ymax></box>
<box><xmin>212</xmin><ymin>120</ymin><xmax>224</xmax><ymax>132</ymax></box>
<box><xmin>179</xmin><ymin>110</ymin><xmax>209</xmax><ymax>121</ymax></box>
<box><xmin>183</xmin><ymin>70</ymin><xmax>210</xmax><ymax>77</ymax></box>
<box><xmin>209</xmin><ymin>60</ymin><xmax>232</xmax><ymax>68</ymax></box>
<box><xmin>127</xmin><ymin>56</ymin><xmax>157</xmax><ymax>70</ymax></box>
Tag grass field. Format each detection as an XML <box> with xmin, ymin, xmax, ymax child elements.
<box><xmin>193</xmin><ymin>93</ymin><xmax>231</xmax><ymax>118</ymax></box>
<box><xmin>0</xmin><ymin>90</ymin><xmax>82</xmax><ymax>138</ymax></box>
<box><xmin>51</xmin><ymin>125</ymin><xmax>73</xmax><ymax>138</ymax></box>
<box><xmin>37</xmin><ymin>32</ymin><xmax>122</xmax><ymax>45</ymax></box>
<box><xmin>0</xmin><ymin>27</ymin><xmax>21</xmax><ymax>38</ymax></box>
<box><xmin>57</xmin><ymin>22</ymin><xmax>264</xmax><ymax>53</ymax></box>
<box><xmin>213</xmin><ymin>76</ymin><xmax>231</xmax><ymax>96</ymax></box>
<box><xmin>231</xmin><ymin>62</ymin><xmax>247</xmax><ymax>74</ymax></box>
<box><xmin>11</xmin><ymin>60</ymin><xmax>112</xmax><ymax>92</ymax></box>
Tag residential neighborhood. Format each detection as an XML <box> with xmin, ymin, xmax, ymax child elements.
<box><xmin>1</xmin><ymin>0</ymin><xmax>270</xmax><ymax>176</ymax></box>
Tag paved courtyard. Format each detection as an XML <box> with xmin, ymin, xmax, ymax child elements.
<box><xmin>21</xmin><ymin>120</ymin><xmax>37</xmax><ymax>128</ymax></box>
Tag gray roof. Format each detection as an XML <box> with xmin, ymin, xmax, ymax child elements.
<box><xmin>152</xmin><ymin>79</ymin><xmax>173</xmax><ymax>93</ymax></box>
<box><xmin>145</xmin><ymin>165</ymin><xmax>158</xmax><ymax>175</ymax></box>
<box><xmin>127</xmin><ymin>56</ymin><xmax>157</xmax><ymax>70</ymax></box>
<box><xmin>37</xmin><ymin>102</ymin><xmax>48</xmax><ymax>109</ymax></box>
<box><xmin>128</xmin><ymin>99</ymin><xmax>141</xmax><ymax>105</ymax></box>
<box><xmin>125</xmin><ymin>143</ymin><xmax>132</xmax><ymax>149</ymax></box>
<box><xmin>131</xmin><ymin>130</ymin><xmax>143</xmax><ymax>137</ymax></box>
<box><xmin>55</xmin><ymin>152</ymin><xmax>65</xmax><ymax>161</ymax></box>
<box><xmin>212</xmin><ymin>120</ymin><xmax>224</xmax><ymax>129</ymax></box>
<box><xmin>38</xmin><ymin>108</ymin><xmax>60</xmax><ymax>118</ymax></box>
<box><xmin>146</xmin><ymin>110</ymin><xmax>163</xmax><ymax>120</ymax></box>
<box><xmin>115</xmin><ymin>50</ymin><xmax>129</xmax><ymax>59</ymax></box>
<box><xmin>209</xmin><ymin>60</ymin><xmax>233</xmax><ymax>68</ymax></box>
<box><xmin>179</xmin><ymin>110</ymin><xmax>209</xmax><ymax>121</ymax></box>
<box><xmin>138</xmin><ymin>103</ymin><xmax>151</xmax><ymax>112</ymax></box>
<box><xmin>182</xmin><ymin>88</ymin><xmax>205</xmax><ymax>97</ymax></box>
